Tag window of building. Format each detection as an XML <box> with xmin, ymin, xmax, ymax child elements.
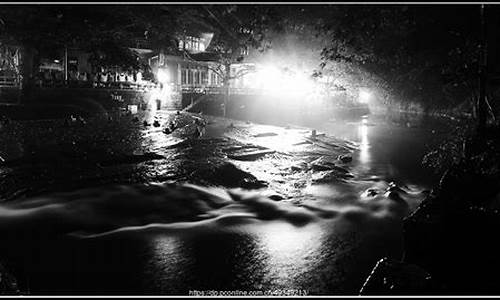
<box><xmin>201</xmin><ymin>70</ymin><xmax>208</xmax><ymax>85</ymax></box>
<box><xmin>240</xmin><ymin>46</ymin><xmax>249</xmax><ymax>56</ymax></box>
<box><xmin>192</xmin><ymin>38</ymin><xmax>199</xmax><ymax>52</ymax></box>
<box><xmin>179</xmin><ymin>36</ymin><xmax>203</xmax><ymax>52</ymax></box>
<box><xmin>181</xmin><ymin>68</ymin><xmax>187</xmax><ymax>84</ymax></box>
<box><xmin>211</xmin><ymin>73</ymin><xmax>221</xmax><ymax>86</ymax></box>
<box><xmin>210</xmin><ymin>73</ymin><xmax>216</xmax><ymax>86</ymax></box>
<box><xmin>193</xmin><ymin>69</ymin><xmax>198</xmax><ymax>85</ymax></box>
<box><xmin>188</xmin><ymin>68</ymin><xmax>193</xmax><ymax>84</ymax></box>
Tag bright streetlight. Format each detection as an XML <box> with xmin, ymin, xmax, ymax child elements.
<box><xmin>358</xmin><ymin>90</ymin><xmax>372</xmax><ymax>104</ymax></box>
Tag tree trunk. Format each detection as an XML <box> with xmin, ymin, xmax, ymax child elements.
<box><xmin>19</xmin><ymin>46</ymin><xmax>38</xmax><ymax>104</ymax></box>
<box><xmin>477</xmin><ymin>4</ymin><xmax>488</xmax><ymax>133</ymax></box>
<box><xmin>222</xmin><ymin>62</ymin><xmax>231</xmax><ymax>118</ymax></box>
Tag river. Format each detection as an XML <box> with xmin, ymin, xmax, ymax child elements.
<box><xmin>0</xmin><ymin>112</ymin><xmax>450</xmax><ymax>295</ymax></box>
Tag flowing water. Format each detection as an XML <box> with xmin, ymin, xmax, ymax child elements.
<box><xmin>0</xmin><ymin>112</ymin><xmax>450</xmax><ymax>295</ymax></box>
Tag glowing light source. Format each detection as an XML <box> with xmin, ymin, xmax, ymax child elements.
<box><xmin>358</xmin><ymin>117</ymin><xmax>370</xmax><ymax>164</ymax></box>
<box><xmin>359</xmin><ymin>90</ymin><xmax>372</xmax><ymax>103</ymax></box>
<box><xmin>157</xmin><ymin>68</ymin><xmax>169</xmax><ymax>84</ymax></box>
<box><xmin>255</xmin><ymin>64</ymin><xmax>317</xmax><ymax>99</ymax></box>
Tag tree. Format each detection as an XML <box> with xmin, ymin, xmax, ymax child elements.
<box><xmin>0</xmin><ymin>5</ymin><xmax>181</xmax><ymax>95</ymax></box>
<box><xmin>317</xmin><ymin>5</ymin><xmax>494</xmax><ymax>122</ymax></box>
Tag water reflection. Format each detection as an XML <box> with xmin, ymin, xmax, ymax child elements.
<box><xmin>358</xmin><ymin>118</ymin><xmax>370</xmax><ymax>164</ymax></box>
<box><xmin>254</xmin><ymin>222</ymin><xmax>325</xmax><ymax>288</ymax></box>
<box><xmin>147</xmin><ymin>234</ymin><xmax>182</xmax><ymax>274</ymax></box>
<box><xmin>141</xmin><ymin>223</ymin><xmax>328</xmax><ymax>293</ymax></box>
<box><xmin>143</xmin><ymin>234</ymin><xmax>192</xmax><ymax>294</ymax></box>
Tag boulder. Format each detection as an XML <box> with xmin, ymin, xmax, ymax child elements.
<box><xmin>211</xmin><ymin>162</ymin><xmax>268</xmax><ymax>189</ymax></box>
<box><xmin>290</xmin><ymin>161</ymin><xmax>308</xmax><ymax>172</ymax></box>
<box><xmin>309</xmin><ymin>156</ymin><xmax>337</xmax><ymax>172</ymax></box>
<box><xmin>338</xmin><ymin>154</ymin><xmax>353</xmax><ymax>163</ymax></box>
<box><xmin>253</xmin><ymin>132</ymin><xmax>278</xmax><ymax>138</ymax></box>
<box><xmin>261</xmin><ymin>190</ymin><xmax>285</xmax><ymax>201</ymax></box>
<box><xmin>228</xmin><ymin>149</ymin><xmax>276</xmax><ymax>161</ymax></box>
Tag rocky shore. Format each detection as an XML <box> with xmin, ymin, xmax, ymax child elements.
<box><xmin>360</xmin><ymin>130</ymin><xmax>500</xmax><ymax>295</ymax></box>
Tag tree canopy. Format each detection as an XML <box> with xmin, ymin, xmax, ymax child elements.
<box><xmin>316</xmin><ymin>4</ymin><xmax>497</xmax><ymax>115</ymax></box>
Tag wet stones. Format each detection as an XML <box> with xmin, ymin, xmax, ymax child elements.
<box><xmin>290</xmin><ymin>161</ymin><xmax>308</xmax><ymax>172</ymax></box>
<box><xmin>386</xmin><ymin>190</ymin><xmax>407</xmax><ymax>205</ymax></box>
<box><xmin>210</xmin><ymin>162</ymin><xmax>267</xmax><ymax>189</ymax></box>
<box><xmin>97</xmin><ymin>152</ymin><xmax>166</xmax><ymax>167</ymax></box>
<box><xmin>311</xmin><ymin>169</ymin><xmax>354</xmax><ymax>184</ymax></box>
<box><xmin>366</xmin><ymin>188</ymin><xmax>379</xmax><ymax>197</ymax></box>
<box><xmin>331</xmin><ymin>165</ymin><xmax>352</xmax><ymax>175</ymax></box>
<box><xmin>261</xmin><ymin>190</ymin><xmax>286</xmax><ymax>201</ymax></box>
<box><xmin>310</xmin><ymin>157</ymin><xmax>351</xmax><ymax>173</ymax></box>
<box><xmin>309</xmin><ymin>156</ymin><xmax>337</xmax><ymax>171</ymax></box>
<box><xmin>253</xmin><ymin>132</ymin><xmax>278</xmax><ymax>138</ymax></box>
<box><xmin>338</xmin><ymin>154</ymin><xmax>353</xmax><ymax>163</ymax></box>
<box><xmin>228</xmin><ymin>149</ymin><xmax>276</xmax><ymax>161</ymax></box>
<box><xmin>223</xmin><ymin>143</ymin><xmax>275</xmax><ymax>161</ymax></box>
<box><xmin>163</xmin><ymin>120</ymin><xmax>177</xmax><ymax>134</ymax></box>
<box><xmin>310</xmin><ymin>162</ymin><xmax>332</xmax><ymax>172</ymax></box>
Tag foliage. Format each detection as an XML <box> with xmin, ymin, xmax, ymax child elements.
<box><xmin>0</xmin><ymin>5</ymin><xmax>181</xmax><ymax>74</ymax></box>
<box><xmin>423</xmin><ymin>120</ymin><xmax>500</xmax><ymax>177</ymax></box>
<box><xmin>317</xmin><ymin>5</ymin><xmax>489</xmax><ymax>116</ymax></box>
<box><xmin>422</xmin><ymin>121</ymin><xmax>474</xmax><ymax>175</ymax></box>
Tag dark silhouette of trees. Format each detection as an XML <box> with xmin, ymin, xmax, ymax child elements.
<box><xmin>317</xmin><ymin>5</ymin><xmax>496</xmax><ymax>126</ymax></box>
<box><xmin>0</xmin><ymin>5</ymin><xmax>181</xmax><ymax>91</ymax></box>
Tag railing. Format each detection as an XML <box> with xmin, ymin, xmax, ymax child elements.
<box><xmin>0</xmin><ymin>76</ymin><xmax>20</xmax><ymax>88</ymax></box>
<box><xmin>35</xmin><ymin>79</ymin><xmax>162</xmax><ymax>91</ymax></box>
<box><xmin>1</xmin><ymin>76</ymin><xmax>263</xmax><ymax>95</ymax></box>
<box><xmin>180</xmin><ymin>85</ymin><xmax>261</xmax><ymax>95</ymax></box>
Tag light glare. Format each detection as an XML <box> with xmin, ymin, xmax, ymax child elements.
<box><xmin>157</xmin><ymin>68</ymin><xmax>169</xmax><ymax>84</ymax></box>
<box><xmin>256</xmin><ymin>65</ymin><xmax>316</xmax><ymax>98</ymax></box>
<box><xmin>359</xmin><ymin>90</ymin><xmax>372</xmax><ymax>103</ymax></box>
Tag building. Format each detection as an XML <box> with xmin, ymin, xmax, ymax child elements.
<box><xmin>1</xmin><ymin>24</ymin><xmax>261</xmax><ymax>110</ymax></box>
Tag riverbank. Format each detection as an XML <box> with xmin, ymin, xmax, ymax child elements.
<box><xmin>360</xmin><ymin>124</ymin><xmax>500</xmax><ymax>295</ymax></box>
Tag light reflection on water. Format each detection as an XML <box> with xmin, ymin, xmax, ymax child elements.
<box><xmin>319</xmin><ymin>114</ymin><xmax>444</xmax><ymax>188</ymax></box>
<box><xmin>358</xmin><ymin>117</ymin><xmax>370</xmax><ymax>164</ymax></box>
<box><xmin>143</xmin><ymin>234</ymin><xmax>190</xmax><ymax>293</ymax></box>
<box><xmin>139</xmin><ymin>214</ymin><xmax>384</xmax><ymax>294</ymax></box>
<box><xmin>142</xmin><ymin>222</ymin><xmax>343</xmax><ymax>294</ymax></box>
<box><xmin>254</xmin><ymin>222</ymin><xmax>324</xmax><ymax>288</ymax></box>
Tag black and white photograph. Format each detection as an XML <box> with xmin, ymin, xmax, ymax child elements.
<box><xmin>1</xmin><ymin>1</ymin><xmax>500</xmax><ymax>297</ymax></box>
